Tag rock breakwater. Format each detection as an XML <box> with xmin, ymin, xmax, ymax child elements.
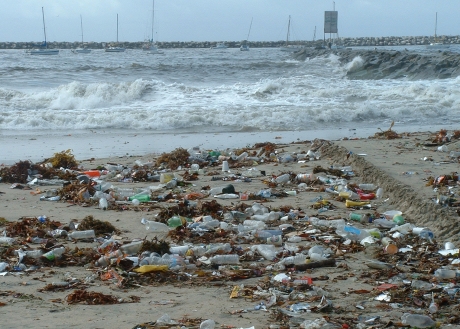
<box><xmin>294</xmin><ymin>47</ymin><xmax>460</xmax><ymax>80</ymax></box>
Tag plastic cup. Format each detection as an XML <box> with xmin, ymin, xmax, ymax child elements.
<box><xmin>222</xmin><ymin>161</ymin><xmax>229</xmax><ymax>172</ymax></box>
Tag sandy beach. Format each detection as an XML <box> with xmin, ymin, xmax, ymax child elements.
<box><xmin>1</xmin><ymin>126</ymin><xmax>460</xmax><ymax>329</ymax></box>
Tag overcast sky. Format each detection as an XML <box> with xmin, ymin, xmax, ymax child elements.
<box><xmin>1</xmin><ymin>0</ymin><xmax>459</xmax><ymax>43</ymax></box>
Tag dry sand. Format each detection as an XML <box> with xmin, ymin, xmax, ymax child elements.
<box><xmin>1</xmin><ymin>128</ymin><xmax>460</xmax><ymax>329</ymax></box>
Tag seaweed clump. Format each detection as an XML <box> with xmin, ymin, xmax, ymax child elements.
<box><xmin>78</xmin><ymin>215</ymin><xmax>118</xmax><ymax>235</ymax></box>
<box><xmin>156</xmin><ymin>148</ymin><xmax>190</xmax><ymax>170</ymax></box>
<box><xmin>372</xmin><ymin>121</ymin><xmax>402</xmax><ymax>140</ymax></box>
<box><xmin>45</xmin><ymin>149</ymin><xmax>78</xmax><ymax>169</ymax></box>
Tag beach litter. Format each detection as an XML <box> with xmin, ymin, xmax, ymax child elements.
<box><xmin>1</xmin><ymin>136</ymin><xmax>460</xmax><ymax>328</ymax></box>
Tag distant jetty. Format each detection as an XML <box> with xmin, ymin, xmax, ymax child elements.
<box><xmin>2</xmin><ymin>35</ymin><xmax>460</xmax><ymax>50</ymax></box>
<box><xmin>293</xmin><ymin>47</ymin><xmax>460</xmax><ymax>80</ymax></box>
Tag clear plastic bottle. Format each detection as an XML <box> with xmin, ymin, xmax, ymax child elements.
<box><xmin>42</xmin><ymin>247</ymin><xmax>66</xmax><ymax>261</ymax></box>
<box><xmin>120</xmin><ymin>240</ymin><xmax>143</xmax><ymax>255</ymax></box>
<box><xmin>210</xmin><ymin>254</ymin><xmax>240</xmax><ymax>264</ymax></box>
<box><xmin>275</xmin><ymin>174</ymin><xmax>290</xmax><ymax>184</ymax></box>
<box><xmin>25</xmin><ymin>249</ymin><xmax>44</xmax><ymax>259</ymax></box>
<box><xmin>358</xmin><ymin>184</ymin><xmax>377</xmax><ymax>191</ymax></box>
<box><xmin>67</xmin><ymin>230</ymin><xmax>96</xmax><ymax>240</ymax></box>
<box><xmin>0</xmin><ymin>237</ymin><xmax>16</xmax><ymax>245</ymax></box>
<box><xmin>145</xmin><ymin>221</ymin><xmax>171</xmax><ymax>233</ymax></box>
<box><xmin>401</xmin><ymin>313</ymin><xmax>435</xmax><ymax>328</ymax></box>
<box><xmin>434</xmin><ymin>268</ymin><xmax>456</xmax><ymax>280</ymax></box>
<box><xmin>253</xmin><ymin>244</ymin><xmax>277</xmax><ymax>260</ymax></box>
<box><xmin>281</xmin><ymin>254</ymin><xmax>306</xmax><ymax>265</ymax></box>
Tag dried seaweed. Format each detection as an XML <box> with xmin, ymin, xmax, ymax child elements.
<box><xmin>372</xmin><ymin>121</ymin><xmax>402</xmax><ymax>140</ymax></box>
<box><xmin>65</xmin><ymin>289</ymin><xmax>120</xmax><ymax>305</ymax></box>
<box><xmin>253</xmin><ymin>142</ymin><xmax>277</xmax><ymax>157</ymax></box>
<box><xmin>0</xmin><ymin>160</ymin><xmax>34</xmax><ymax>184</ymax></box>
<box><xmin>43</xmin><ymin>149</ymin><xmax>78</xmax><ymax>169</ymax></box>
<box><xmin>156</xmin><ymin>148</ymin><xmax>190</xmax><ymax>170</ymax></box>
<box><xmin>78</xmin><ymin>215</ymin><xmax>119</xmax><ymax>235</ymax></box>
<box><xmin>139</xmin><ymin>238</ymin><xmax>170</xmax><ymax>255</ymax></box>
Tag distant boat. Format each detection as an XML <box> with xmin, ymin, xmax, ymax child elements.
<box><xmin>211</xmin><ymin>42</ymin><xmax>228</xmax><ymax>49</ymax></box>
<box><xmin>27</xmin><ymin>7</ymin><xmax>59</xmax><ymax>55</ymax></box>
<box><xmin>426</xmin><ymin>12</ymin><xmax>449</xmax><ymax>49</ymax></box>
<box><xmin>105</xmin><ymin>14</ymin><xmax>125</xmax><ymax>52</ymax></box>
<box><xmin>72</xmin><ymin>15</ymin><xmax>91</xmax><ymax>54</ymax></box>
<box><xmin>142</xmin><ymin>0</ymin><xmax>162</xmax><ymax>54</ymax></box>
<box><xmin>240</xmin><ymin>18</ymin><xmax>253</xmax><ymax>51</ymax></box>
<box><xmin>280</xmin><ymin>15</ymin><xmax>303</xmax><ymax>52</ymax></box>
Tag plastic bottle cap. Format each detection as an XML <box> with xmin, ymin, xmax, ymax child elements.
<box><xmin>384</xmin><ymin>244</ymin><xmax>398</xmax><ymax>254</ymax></box>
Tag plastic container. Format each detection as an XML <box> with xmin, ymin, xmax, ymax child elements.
<box><xmin>375</xmin><ymin>187</ymin><xmax>383</xmax><ymax>199</ymax></box>
<box><xmin>0</xmin><ymin>262</ymin><xmax>9</xmax><ymax>272</ymax></box>
<box><xmin>401</xmin><ymin>313</ymin><xmax>435</xmax><ymax>328</ymax></box>
<box><xmin>349</xmin><ymin>213</ymin><xmax>363</xmax><ymax>222</ymax></box>
<box><xmin>383</xmin><ymin>210</ymin><xmax>402</xmax><ymax>220</ymax></box>
<box><xmin>221</xmin><ymin>161</ymin><xmax>229</xmax><ymax>172</ymax></box>
<box><xmin>160</xmin><ymin>172</ymin><xmax>175</xmax><ymax>184</ymax></box>
<box><xmin>209</xmin><ymin>254</ymin><xmax>240</xmax><ymax>264</ymax></box>
<box><xmin>67</xmin><ymin>230</ymin><xmax>96</xmax><ymax>240</ymax></box>
<box><xmin>373</xmin><ymin>218</ymin><xmax>396</xmax><ymax>228</ymax></box>
<box><xmin>339</xmin><ymin>191</ymin><xmax>360</xmax><ymax>200</ymax></box>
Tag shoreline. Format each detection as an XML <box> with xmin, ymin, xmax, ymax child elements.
<box><xmin>2</xmin><ymin>123</ymin><xmax>459</xmax><ymax>165</ymax></box>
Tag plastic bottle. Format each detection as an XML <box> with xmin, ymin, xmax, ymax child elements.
<box><xmin>145</xmin><ymin>221</ymin><xmax>171</xmax><ymax>233</ymax></box>
<box><xmin>97</xmin><ymin>238</ymin><xmax>117</xmax><ymax>254</ymax></box>
<box><xmin>275</xmin><ymin>174</ymin><xmax>290</xmax><ymax>184</ymax></box>
<box><xmin>0</xmin><ymin>262</ymin><xmax>8</xmax><ymax>272</ymax></box>
<box><xmin>129</xmin><ymin>194</ymin><xmax>151</xmax><ymax>202</ymax></box>
<box><xmin>169</xmin><ymin>245</ymin><xmax>190</xmax><ymax>255</ymax></box>
<box><xmin>209</xmin><ymin>254</ymin><xmax>240</xmax><ymax>264</ymax></box>
<box><xmin>42</xmin><ymin>247</ymin><xmax>66</xmax><ymax>261</ymax></box>
<box><xmin>160</xmin><ymin>172</ymin><xmax>175</xmax><ymax>184</ymax></box>
<box><xmin>345</xmin><ymin>200</ymin><xmax>370</xmax><ymax>208</ymax></box>
<box><xmin>120</xmin><ymin>240</ymin><xmax>143</xmax><ymax>255</ymax></box>
<box><xmin>282</xmin><ymin>254</ymin><xmax>307</xmax><ymax>265</ymax></box>
<box><xmin>30</xmin><ymin>237</ymin><xmax>48</xmax><ymax>244</ymax></box>
<box><xmin>95</xmin><ymin>250</ymin><xmax>124</xmax><ymax>267</ymax></box>
<box><xmin>99</xmin><ymin>197</ymin><xmax>108</xmax><ymax>210</ymax></box>
<box><xmin>358</xmin><ymin>184</ymin><xmax>377</xmax><ymax>191</ymax></box>
<box><xmin>434</xmin><ymin>268</ymin><xmax>457</xmax><ymax>280</ymax></box>
<box><xmin>200</xmin><ymin>319</ymin><xmax>216</xmax><ymax>329</ymax></box>
<box><xmin>392</xmin><ymin>215</ymin><xmax>405</xmax><ymax>225</ymax></box>
<box><xmin>349</xmin><ymin>213</ymin><xmax>363</xmax><ymax>222</ymax></box>
<box><xmin>25</xmin><ymin>249</ymin><xmax>44</xmax><ymax>259</ymax></box>
<box><xmin>401</xmin><ymin>313</ymin><xmax>435</xmax><ymax>328</ymax></box>
<box><xmin>339</xmin><ymin>191</ymin><xmax>360</xmax><ymax>200</ymax></box>
<box><xmin>0</xmin><ymin>237</ymin><xmax>16</xmax><ymax>245</ymax></box>
<box><xmin>139</xmin><ymin>255</ymin><xmax>171</xmax><ymax>266</ymax></box>
<box><xmin>428</xmin><ymin>293</ymin><xmax>438</xmax><ymax>314</ymax></box>
<box><xmin>373</xmin><ymin>218</ymin><xmax>396</xmax><ymax>228</ymax></box>
<box><xmin>254</xmin><ymin>230</ymin><xmax>283</xmax><ymax>240</ymax></box>
<box><xmin>253</xmin><ymin>244</ymin><xmax>277</xmax><ymax>260</ymax></box>
<box><xmin>67</xmin><ymin>230</ymin><xmax>96</xmax><ymax>240</ymax></box>
<box><xmin>376</xmin><ymin>187</ymin><xmax>383</xmax><ymax>199</ymax></box>
<box><xmin>411</xmin><ymin>280</ymin><xmax>433</xmax><ymax>290</ymax></box>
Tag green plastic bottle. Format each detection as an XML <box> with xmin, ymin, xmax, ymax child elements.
<box><xmin>129</xmin><ymin>194</ymin><xmax>151</xmax><ymax>202</ymax></box>
<box><xmin>392</xmin><ymin>215</ymin><xmax>405</xmax><ymax>225</ymax></box>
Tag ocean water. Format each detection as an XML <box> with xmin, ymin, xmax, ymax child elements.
<box><xmin>0</xmin><ymin>46</ymin><xmax>459</xmax><ymax>163</ymax></box>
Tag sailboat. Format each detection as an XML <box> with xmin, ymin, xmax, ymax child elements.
<box><xmin>240</xmin><ymin>18</ymin><xmax>253</xmax><ymax>51</ymax></box>
<box><xmin>72</xmin><ymin>15</ymin><xmax>91</xmax><ymax>54</ymax></box>
<box><xmin>280</xmin><ymin>16</ymin><xmax>303</xmax><ymax>52</ymax></box>
<box><xmin>105</xmin><ymin>14</ymin><xmax>125</xmax><ymax>52</ymax></box>
<box><xmin>142</xmin><ymin>0</ymin><xmax>162</xmax><ymax>53</ymax></box>
<box><xmin>426</xmin><ymin>12</ymin><xmax>449</xmax><ymax>49</ymax></box>
<box><xmin>27</xmin><ymin>7</ymin><xmax>59</xmax><ymax>55</ymax></box>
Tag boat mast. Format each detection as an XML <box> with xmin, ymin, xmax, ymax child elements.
<box><xmin>286</xmin><ymin>15</ymin><xmax>291</xmax><ymax>46</ymax></box>
<box><xmin>80</xmin><ymin>15</ymin><xmax>84</xmax><ymax>44</ymax></box>
<box><xmin>117</xmin><ymin>14</ymin><xmax>119</xmax><ymax>43</ymax></box>
<box><xmin>151</xmin><ymin>0</ymin><xmax>155</xmax><ymax>43</ymax></box>
<box><xmin>246</xmin><ymin>17</ymin><xmax>253</xmax><ymax>41</ymax></box>
<box><xmin>434</xmin><ymin>12</ymin><xmax>438</xmax><ymax>41</ymax></box>
<box><xmin>42</xmin><ymin>7</ymin><xmax>47</xmax><ymax>48</ymax></box>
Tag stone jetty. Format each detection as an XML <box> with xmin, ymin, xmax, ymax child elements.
<box><xmin>1</xmin><ymin>34</ymin><xmax>460</xmax><ymax>50</ymax></box>
<box><xmin>293</xmin><ymin>47</ymin><xmax>460</xmax><ymax>80</ymax></box>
